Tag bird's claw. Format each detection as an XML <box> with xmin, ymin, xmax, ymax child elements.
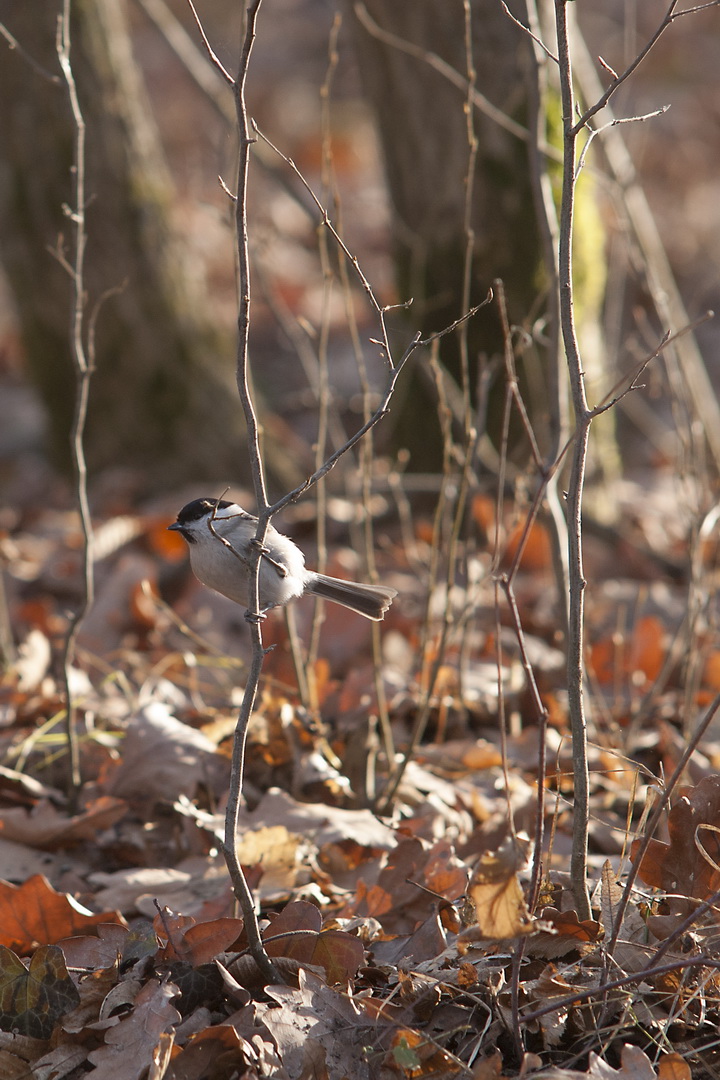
<box><xmin>244</xmin><ymin>609</ymin><xmax>267</xmax><ymax>624</ymax></box>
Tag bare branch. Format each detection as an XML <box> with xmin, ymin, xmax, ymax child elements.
<box><xmin>589</xmin><ymin>311</ymin><xmax>714</xmax><ymax>420</ymax></box>
<box><xmin>184</xmin><ymin>0</ymin><xmax>234</xmax><ymax>86</ymax></box>
<box><xmin>353</xmin><ymin>1</ymin><xmax>563</xmax><ymax>164</ymax></box>
<box><xmin>220</xmin><ymin>0</ymin><xmax>279</xmax><ymax>987</ymax></box>
<box><xmin>575</xmin><ymin>105</ymin><xmax>670</xmax><ymax>178</ymax></box>
<box><xmin>138</xmin><ymin>0</ymin><xmax>234</xmax><ymax>118</ymax></box>
<box><xmin>571</xmin><ymin>0</ymin><xmax>720</xmax><ymax>136</ymax></box>
<box><xmin>499</xmin><ymin>1</ymin><xmax>557</xmax><ymax>63</ymax></box>
<box><xmin>56</xmin><ymin>0</ymin><xmax>91</xmax><ymax>802</ymax></box>
<box><xmin>252</xmin><ymin>121</ymin><xmax>396</xmax><ymax>368</ymax></box>
<box><xmin>555</xmin><ymin>0</ymin><xmax>592</xmax><ymax>922</ymax></box>
<box><xmin>0</xmin><ymin>21</ymin><xmax>62</xmax><ymax>83</ymax></box>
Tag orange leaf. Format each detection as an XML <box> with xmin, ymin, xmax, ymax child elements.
<box><xmin>628</xmin><ymin>614</ymin><xmax>665</xmax><ymax>683</ymax></box>
<box><xmin>658</xmin><ymin>1053</ymin><xmax>692</xmax><ymax>1080</ymax></box>
<box><xmin>471</xmin><ymin>493</ymin><xmax>496</xmax><ymax>535</ymax></box>
<box><xmin>0</xmin><ymin>876</ymin><xmax>123</xmax><ymax>954</ymax></box>
<box><xmin>541</xmin><ymin>907</ymin><xmax>602</xmax><ymax>943</ymax></box>
<box><xmin>466</xmin><ymin>837</ymin><xmax>534</xmax><ymax>939</ymax></box>
<box><xmin>503</xmin><ymin>521</ymin><xmax>552</xmax><ymax>572</ymax></box>
<box><xmin>632</xmin><ymin>776</ymin><xmax>720</xmax><ymax>902</ymax></box>
<box><xmin>704</xmin><ymin>651</ymin><xmax>720</xmax><ymax>691</ymax></box>
<box><xmin>589</xmin><ymin>635</ymin><xmax>616</xmax><ymax>686</ymax></box>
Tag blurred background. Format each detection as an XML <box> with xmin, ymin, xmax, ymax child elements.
<box><xmin>0</xmin><ymin>0</ymin><xmax>718</xmax><ymax>510</ymax></box>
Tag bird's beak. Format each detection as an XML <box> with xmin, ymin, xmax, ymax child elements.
<box><xmin>167</xmin><ymin>522</ymin><xmax>182</xmax><ymax>532</ymax></box>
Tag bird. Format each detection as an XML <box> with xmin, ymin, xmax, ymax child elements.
<box><xmin>168</xmin><ymin>498</ymin><xmax>397</xmax><ymax>621</ymax></box>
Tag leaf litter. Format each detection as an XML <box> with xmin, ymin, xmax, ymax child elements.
<box><xmin>1</xmin><ymin>493</ymin><xmax>720</xmax><ymax>1078</ymax></box>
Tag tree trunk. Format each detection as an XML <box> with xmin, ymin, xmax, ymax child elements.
<box><xmin>347</xmin><ymin>0</ymin><xmax>608</xmax><ymax>473</ymax></box>
<box><xmin>0</xmin><ymin>0</ymin><xmax>248</xmax><ymax>489</ymax></box>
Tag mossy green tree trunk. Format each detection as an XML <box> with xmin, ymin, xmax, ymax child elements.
<box><xmin>0</xmin><ymin>0</ymin><xmax>246</xmax><ymax>489</ymax></box>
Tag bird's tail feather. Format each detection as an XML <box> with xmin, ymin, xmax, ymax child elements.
<box><xmin>307</xmin><ymin>574</ymin><xmax>396</xmax><ymax>621</ymax></box>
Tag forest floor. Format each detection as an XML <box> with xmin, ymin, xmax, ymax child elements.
<box><xmin>2</xmin><ymin>2</ymin><xmax>720</xmax><ymax>1078</ymax></box>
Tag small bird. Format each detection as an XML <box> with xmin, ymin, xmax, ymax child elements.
<box><xmin>168</xmin><ymin>498</ymin><xmax>397</xmax><ymax>621</ymax></box>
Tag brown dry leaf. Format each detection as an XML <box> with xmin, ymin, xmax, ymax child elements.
<box><xmin>164</xmin><ymin>1023</ymin><xmax>256</xmax><ymax>1080</ymax></box>
<box><xmin>262</xmin><ymin>900</ymin><xmax>364</xmax><ymax>984</ymax></box>
<box><xmin>590</xmin><ymin>616</ymin><xmax>667</xmax><ymax>690</ymax></box>
<box><xmin>261</xmin><ymin>969</ymin><xmax>390</xmax><ymax>1080</ymax></box>
<box><xmin>0</xmin><ymin>875</ymin><xmax>122</xmax><ymax>953</ymax></box>
<box><xmin>503</xmin><ymin>520</ymin><xmax>552</xmax><ymax>571</ymax></box>
<box><xmin>241</xmin><ymin>787</ymin><xmax>397</xmax><ymax>850</ymax></box>
<box><xmin>308</xmin><ymin>931</ymin><xmax>365</xmax><ymax>985</ymax></box>
<box><xmin>266</xmin><ymin>927</ymin><xmax>365</xmax><ymax>986</ymax></box>
<box><xmin>632</xmin><ymin>775</ymin><xmax>720</xmax><ymax>903</ymax></box>
<box><xmin>587</xmin><ymin>1045</ymin><xmax>656</xmax><ymax>1079</ymax></box>
<box><xmin>471</xmin><ymin>493</ymin><xmax>496</xmax><ymax>535</ymax></box>
<box><xmin>370</xmin><ymin>910</ymin><xmax>448</xmax><ymax>967</ymax></box>
<box><xmin>90</xmin><ymin>856</ymin><xmax>231</xmax><ymax>918</ymax></box>
<box><xmin>54</xmin><ymin>923</ymin><xmax>129</xmax><ymax>972</ymax></box>
<box><xmin>657</xmin><ymin>1053</ymin><xmax>691</xmax><ymax>1080</ymax></box>
<box><xmin>234</xmin><ymin>825</ymin><xmax>311</xmax><ymax>901</ymax></box>
<box><xmin>0</xmin><ymin>1048</ymin><xmax>38</xmax><ymax>1079</ymax></box>
<box><xmin>0</xmin><ymin>838</ymin><xmax>57</xmax><ymax>882</ymax></box>
<box><xmin>264</xmin><ymin>899</ymin><xmax>322</xmax><ymax>941</ymax></box>
<box><xmin>541</xmin><ymin>907</ymin><xmax>602</xmax><ymax>942</ymax></box>
<box><xmin>108</xmin><ymin>703</ymin><xmax>229</xmax><ymax>802</ymax></box>
<box><xmin>423</xmin><ymin>840</ymin><xmax>468</xmax><ymax>900</ymax></box>
<box><xmin>383</xmin><ymin>1026</ymin><xmax>466</xmax><ymax>1077</ymax></box>
<box><xmin>589</xmin><ymin>635</ymin><xmax>616</xmax><ymax>687</ymax></box>
<box><xmin>465</xmin><ymin>837</ymin><xmax>535</xmax><ymax>940</ymax></box>
<box><xmin>472</xmin><ymin>1050</ymin><xmax>505</xmax><ymax>1080</ymax></box>
<box><xmin>147</xmin><ymin>1030</ymin><xmax>174</xmax><ymax>1080</ymax></box>
<box><xmin>155</xmin><ymin>913</ymin><xmax>244</xmax><ymax>966</ymax></box>
<box><xmin>0</xmin><ymin>796</ymin><xmax>126</xmax><ymax>850</ymax></box>
<box><xmin>599</xmin><ymin>861</ymin><xmax>651</xmax><ymax>972</ymax></box>
<box><xmin>61</xmin><ymin>961</ymin><xmax>122</xmax><ymax>1035</ymax></box>
<box><xmin>26</xmin><ymin>1045</ymin><xmax>88</xmax><ymax>1080</ymax></box>
<box><xmin>76</xmin><ymin>553</ymin><xmax>159</xmax><ymax>655</ymax></box>
<box><xmin>86</xmin><ymin>976</ymin><xmax>181</xmax><ymax>1080</ymax></box>
<box><xmin>704</xmin><ymin>650</ymin><xmax>720</xmax><ymax>691</ymax></box>
<box><xmin>344</xmin><ymin>837</ymin><xmax>431</xmax><ymax>934</ymax></box>
<box><xmin>627</xmin><ymin>615</ymin><xmax>666</xmax><ymax>684</ymax></box>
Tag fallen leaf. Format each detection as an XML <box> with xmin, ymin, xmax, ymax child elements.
<box><xmin>465</xmin><ymin>837</ymin><xmax>535</xmax><ymax>940</ymax></box>
<box><xmin>0</xmin><ymin>796</ymin><xmax>126</xmax><ymax>850</ymax></box>
<box><xmin>632</xmin><ymin>775</ymin><xmax>720</xmax><ymax>905</ymax></box>
<box><xmin>0</xmin><ymin>875</ymin><xmax>123</xmax><ymax>953</ymax></box>
<box><xmin>0</xmin><ymin>944</ymin><xmax>80</xmax><ymax>1039</ymax></box>
<box><xmin>108</xmin><ymin>703</ymin><xmax>229</xmax><ymax>802</ymax></box>
<box><xmin>86</xmin><ymin>977</ymin><xmax>181</xmax><ymax>1080</ymax></box>
<box><xmin>587</xmin><ymin>1044</ymin><xmax>656</xmax><ymax>1079</ymax></box>
<box><xmin>658</xmin><ymin>1053</ymin><xmax>691</xmax><ymax>1080</ymax></box>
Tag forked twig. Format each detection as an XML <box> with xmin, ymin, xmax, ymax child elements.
<box><xmin>571</xmin><ymin>0</ymin><xmax>720</xmax><ymax>136</ymax></box>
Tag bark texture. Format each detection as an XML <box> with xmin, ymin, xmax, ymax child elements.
<box><xmin>348</xmin><ymin>0</ymin><xmax>557</xmax><ymax>468</ymax></box>
<box><xmin>0</xmin><ymin>0</ymin><xmax>246</xmax><ymax>488</ymax></box>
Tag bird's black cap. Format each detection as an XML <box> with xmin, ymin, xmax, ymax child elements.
<box><xmin>168</xmin><ymin>498</ymin><xmax>234</xmax><ymax>531</ymax></box>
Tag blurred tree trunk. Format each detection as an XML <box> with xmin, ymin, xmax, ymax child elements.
<box><xmin>0</xmin><ymin>0</ymin><xmax>251</xmax><ymax>490</ymax></box>
<box><xmin>347</xmin><ymin>0</ymin><xmax>608</xmax><ymax>474</ymax></box>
